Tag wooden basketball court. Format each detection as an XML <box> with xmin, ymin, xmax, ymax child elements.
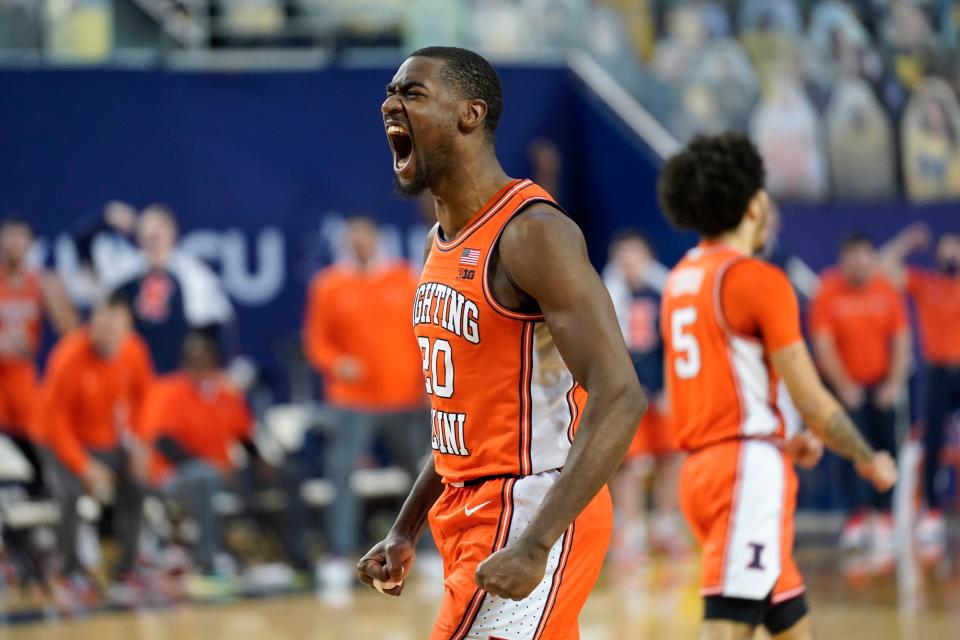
<box><xmin>4</xmin><ymin>545</ymin><xmax>957</xmax><ymax>640</ymax></box>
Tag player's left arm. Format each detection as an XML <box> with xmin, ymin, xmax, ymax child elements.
<box><xmin>474</xmin><ymin>205</ymin><xmax>647</xmax><ymax>600</ymax></box>
<box><xmin>39</xmin><ymin>271</ymin><xmax>80</xmax><ymax>336</ymax></box>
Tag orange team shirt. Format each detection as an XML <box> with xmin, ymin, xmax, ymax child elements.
<box><xmin>141</xmin><ymin>373</ymin><xmax>252</xmax><ymax>483</ymax></box>
<box><xmin>0</xmin><ymin>270</ymin><xmax>44</xmax><ymax>435</ymax></box>
<box><xmin>415</xmin><ymin>178</ymin><xmax>582</xmax><ymax>484</ymax></box>
<box><xmin>35</xmin><ymin>330</ymin><xmax>154</xmax><ymax>475</ymax></box>
<box><xmin>304</xmin><ymin>261</ymin><xmax>424</xmax><ymax>410</ymax></box>
<box><xmin>809</xmin><ymin>269</ymin><xmax>909</xmax><ymax>385</ymax></box>
<box><xmin>661</xmin><ymin>244</ymin><xmax>803</xmax><ymax>452</ymax></box>
<box><xmin>906</xmin><ymin>268</ymin><xmax>960</xmax><ymax>366</ymax></box>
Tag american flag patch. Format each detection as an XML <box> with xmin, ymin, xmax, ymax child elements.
<box><xmin>459</xmin><ymin>248</ymin><xmax>481</xmax><ymax>266</ymax></box>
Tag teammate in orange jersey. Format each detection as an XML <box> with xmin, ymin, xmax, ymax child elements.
<box><xmin>357</xmin><ymin>47</ymin><xmax>647</xmax><ymax>639</ymax></box>
<box><xmin>658</xmin><ymin>133</ymin><xmax>897</xmax><ymax>640</ymax></box>
<box><xmin>37</xmin><ymin>292</ymin><xmax>153</xmax><ymax>597</ymax></box>
<box><xmin>0</xmin><ymin>216</ymin><xmax>78</xmax><ymax>496</ymax></box>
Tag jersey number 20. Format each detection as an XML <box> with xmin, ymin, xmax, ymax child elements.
<box><xmin>418</xmin><ymin>337</ymin><xmax>454</xmax><ymax>398</ymax></box>
<box><xmin>671</xmin><ymin>307</ymin><xmax>701</xmax><ymax>379</ymax></box>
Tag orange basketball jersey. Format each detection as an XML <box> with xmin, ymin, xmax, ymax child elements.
<box><xmin>414</xmin><ymin>179</ymin><xmax>581</xmax><ymax>484</ymax></box>
<box><xmin>661</xmin><ymin>244</ymin><xmax>800</xmax><ymax>452</ymax></box>
<box><xmin>0</xmin><ymin>269</ymin><xmax>43</xmax><ymax>362</ymax></box>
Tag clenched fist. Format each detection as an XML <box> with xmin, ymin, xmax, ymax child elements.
<box><xmin>475</xmin><ymin>538</ymin><xmax>548</xmax><ymax>601</ymax></box>
<box><xmin>856</xmin><ymin>452</ymin><xmax>897</xmax><ymax>493</ymax></box>
<box><xmin>356</xmin><ymin>534</ymin><xmax>415</xmax><ymax>596</ymax></box>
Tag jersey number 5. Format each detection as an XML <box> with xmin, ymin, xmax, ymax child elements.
<box><xmin>418</xmin><ymin>336</ymin><xmax>454</xmax><ymax>398</ymax></box>
<box><xmin>671</xmin><ymin>307</ymin><xmax>701</xmax><ymax>379</ymax></box>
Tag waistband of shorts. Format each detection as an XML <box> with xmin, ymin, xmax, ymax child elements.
<box><xmin>687</xmin><ymin>434</ymin><xmax>783</xmax><ymax>456</ymax></box>
<box><xmin>447</xmin><ymin>468</ymin><xmax>562</xmax><ymax>488</ymax></box>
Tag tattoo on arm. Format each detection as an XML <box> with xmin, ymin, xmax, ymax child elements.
<box><xmin>823</xmin><ymin>409</ymin><xmax>874</xmax><ymax>463</ymax></box>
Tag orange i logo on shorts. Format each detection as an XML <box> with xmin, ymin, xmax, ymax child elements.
<box><xmin>413</xmin><ymin>179</ymin><xmax>582</xmax><ymax>484</ymax></box>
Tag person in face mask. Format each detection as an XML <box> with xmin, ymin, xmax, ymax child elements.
<box><xmin>881</xmin><ymin>224</ymin><xmax>960</xmax><ymax>564</ymax></box>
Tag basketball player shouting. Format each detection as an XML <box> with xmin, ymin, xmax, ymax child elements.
<box><xmin>357</xmin><ymin>47</ymin><xmax>647</xmax><ymax>639</ymax></box>
<box><xmin>658</xmin><ymin>133</ymin><xmax>897</xmax><ymax>639</ymax></box>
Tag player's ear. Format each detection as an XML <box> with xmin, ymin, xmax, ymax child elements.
<box><xmin>459</xmin><ymin>99</ymin><xmax>488</xmax><ymax>134</ymax></box>
<box><xmin>745</xmin><ymin>189</ymin><xmax>767</xmax><ymax>223</ymax></box>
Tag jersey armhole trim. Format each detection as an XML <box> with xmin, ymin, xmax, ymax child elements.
<box><xmin>713</xmin><ymin>257</ymin><xmax>764</xmax><ymax>345</ymax></box>
<box><xmin>481</xmin><ymin>196</ymin><xmax>565</xmax><ymax>321</ymax></box>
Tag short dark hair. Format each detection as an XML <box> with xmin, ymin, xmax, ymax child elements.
<box><xmin>657</xmin><ymin>133</ymin><xmax>766</xmax><ymax>237</ymax></box>
<box><xmin>104</xmin><ymin>289</ymin><xmax>131</xmax><ymax>310</ymax></box>
<box><xmin>840</xmin><ymin>231</ymin><xmax>875</xmax><ymax>252</ymax></box>
<box><xmin>181</xmin><ymin>328</ymin><xmax>222</xmax><ymax>367</ymax></box>
<box><xmin>0</xmin><ymin>215</ymin><xmax>32</xmax><ymax>233</ymax></box>
<box><xmin>409</xmin><ymin>46</ymin><xmax>503</xmax><ymax>137</ymax></box>
<box><xmin>610</xmin><ymin>229</ymin><xmax>654</xmax><ymax>256</ymax></box>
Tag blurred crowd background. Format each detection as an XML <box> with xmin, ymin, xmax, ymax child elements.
<box><xmin>0</xmin><ymin>0</ymin><xmax>958</xmax><ymax>626</ymax></box>
<box><xmin>3</xmin><ymin>0</ymin><xmax>960</xmax><ymax>201</ymax></box>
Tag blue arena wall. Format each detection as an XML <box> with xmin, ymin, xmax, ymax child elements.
<box><xmin>0</xmin><ymin>65</ymin><xmax>949</xmax><ymax>386</ymax></box>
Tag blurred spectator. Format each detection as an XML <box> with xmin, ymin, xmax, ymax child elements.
<box><xmin>0</xmin><ymin>216</ymin><xmax>79</xmax><ymax>497</ymax></box>
<box><xmin>402</xmin><ymin>0</ymin><xmax>464</xmax><ymax>51</ymax></box>
<box><xmin>809</xmin><ymin>233</ymin><xmax>910</xmax><ymax>566</ymax></box>
<box><xmin>35</xmin><ymin>292</ymin><xmax>154</xmax><ymax>604</ymax></box>
<box><xmin>881</xmin><ymin>224</ymin><xmax>960</xmax><ymax>563</ymax></box>
<box><xmin>882</xmin><ymin>2</ymin><xmax>938</xmax><ymax>90</ymax></box>
<box><xmin>825</xmin><ymin>76</ymin><xmax>897</xmax><ymax>200</ymax></box>
<box><xmin>740</xmin><ymin>14</ymin><xmax>803</xmax><ymax>94</ymax></box>
<box><xmin>808</xmin><ymin>0</ymin><xmax>880</xmax><ymax>85</ymax></box>
<box><xmin>602</xmin><ymin>230</ymin><xmax>686</xmax><ymax>562</ymax></box>
<box><xmin>464</xmin><ymin>0</ymin><xmax>530</xmax><ymax>56</ymax></box>
<box><xmin>750</xmin><ymin>78</ymin><xmax>830</xmax><ymax>201</ymax></box>
<box><xmin>70</xmin><ymin>202</ymin><xmax>236</xmax><ymax>374</ymax></box>
<box><xmin>902</xmin><ymin>78</ymin><xmax>960</xmax><ymax>201</ymax></box>
<box><xmin>739</xmin><ymin>0</ymin><xmax>802</xmax><ymax>35</ymax></box>
<box><xmin>106</xmin><ymin>204</ymin><xmax>235</xmax><ymax>374</ymax></box>
<box><xmin>303</xmin><ymin>217</ymin><xmax>427</xmax><ymax>598</ymax></box>
<box><xmin>652</xmin><ymin>3</ymin><xmax>712</xmax><ymax>85</ymax></box>
<box><xmin>516</xmin><ymin>0</ymin><xmax>589</xmax><ymax>54</ymax></box>
<box><xmin>671</xmin><ymin>39</ymin><xmax>759</xmax><ymax>138</ymax></box>
<box><xmin>142</xmin><ymin>331</ymin><xmax>311</xmax><ymax>584</ymax></box>
<box><xmin>596</xmin><ymin>0</ymin><xmax>658</xmax><ymax>62</ymax></box>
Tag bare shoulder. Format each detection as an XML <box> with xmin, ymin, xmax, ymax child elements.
<box><xmin>499</xmin><ymin>203</ymin><xmax>586</xmax><ymax>263</ymax></box>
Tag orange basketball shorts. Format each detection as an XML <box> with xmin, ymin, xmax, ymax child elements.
<box><xmin>679</xmin><ymin>439</ymin><xmax>804</xmax><ymax>602</ymax></box>
<box><xmin>428</xmin><ymin>469</ymin><xmax>613</xmax><ymax>640</ymax></box>
<box><xmin>0</xmin><ymin>360</ymin><xmax>37</xmax><ymax>437</ymax></box>
<box><xmin>625</xmin><ymin>402</ymin><xmax>672</xmax><ymax>459</ymax></box>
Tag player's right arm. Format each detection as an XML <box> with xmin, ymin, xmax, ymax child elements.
<box><xmin>772</xmin><ymin>343</ymin><xmax>896</xmax><ymax>491</ymax></box>
<box><xmin>356</xmin><ymin>225</ymin><xmax>441</xmax><ymax>596</ymax></box>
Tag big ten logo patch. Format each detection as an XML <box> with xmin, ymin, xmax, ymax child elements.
<box><xmin>457</xmin><ymin>268</ymin><xmax>476</xmax><ymax>281</ymax></box>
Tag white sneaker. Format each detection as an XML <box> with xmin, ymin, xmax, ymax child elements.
<box><xmin>316</xmin><ymin>557</ymin><xmax>354</xmax><ymax>607</ymax></box>
<box><xmin>611</xmin><ymin>519</ymin><xmax>648</xmax><ymax>565</ymax></box>
<box><xmin>839</xmin><ymin>513</ymin><xmax>869</xmax><ymax>552</ymax></box>
<box><xmin>650</xmin><ymin>513</ymin><xmax>691</xmax><ymax>558</ymax></box>
<box><xmin>916</xmin><ymin>510</ymin><xmax>946</xmax><ymax>566</ymax></box>
<box><xmin>870</xmin><ymin>512</ymin><xmax>895</xmax><ymax>574</ymax></box>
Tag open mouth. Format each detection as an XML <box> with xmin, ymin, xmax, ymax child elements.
<box><xmin>387</xmin><ymin>124</ymin><xmax>414</xmax><ymax>173</ymax></box>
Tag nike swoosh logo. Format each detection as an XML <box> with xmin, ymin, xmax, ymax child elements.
<box><xmin>464</xmin><ymin>500</ymin><xmax>492</xmax><ymax>517</ymax></box>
